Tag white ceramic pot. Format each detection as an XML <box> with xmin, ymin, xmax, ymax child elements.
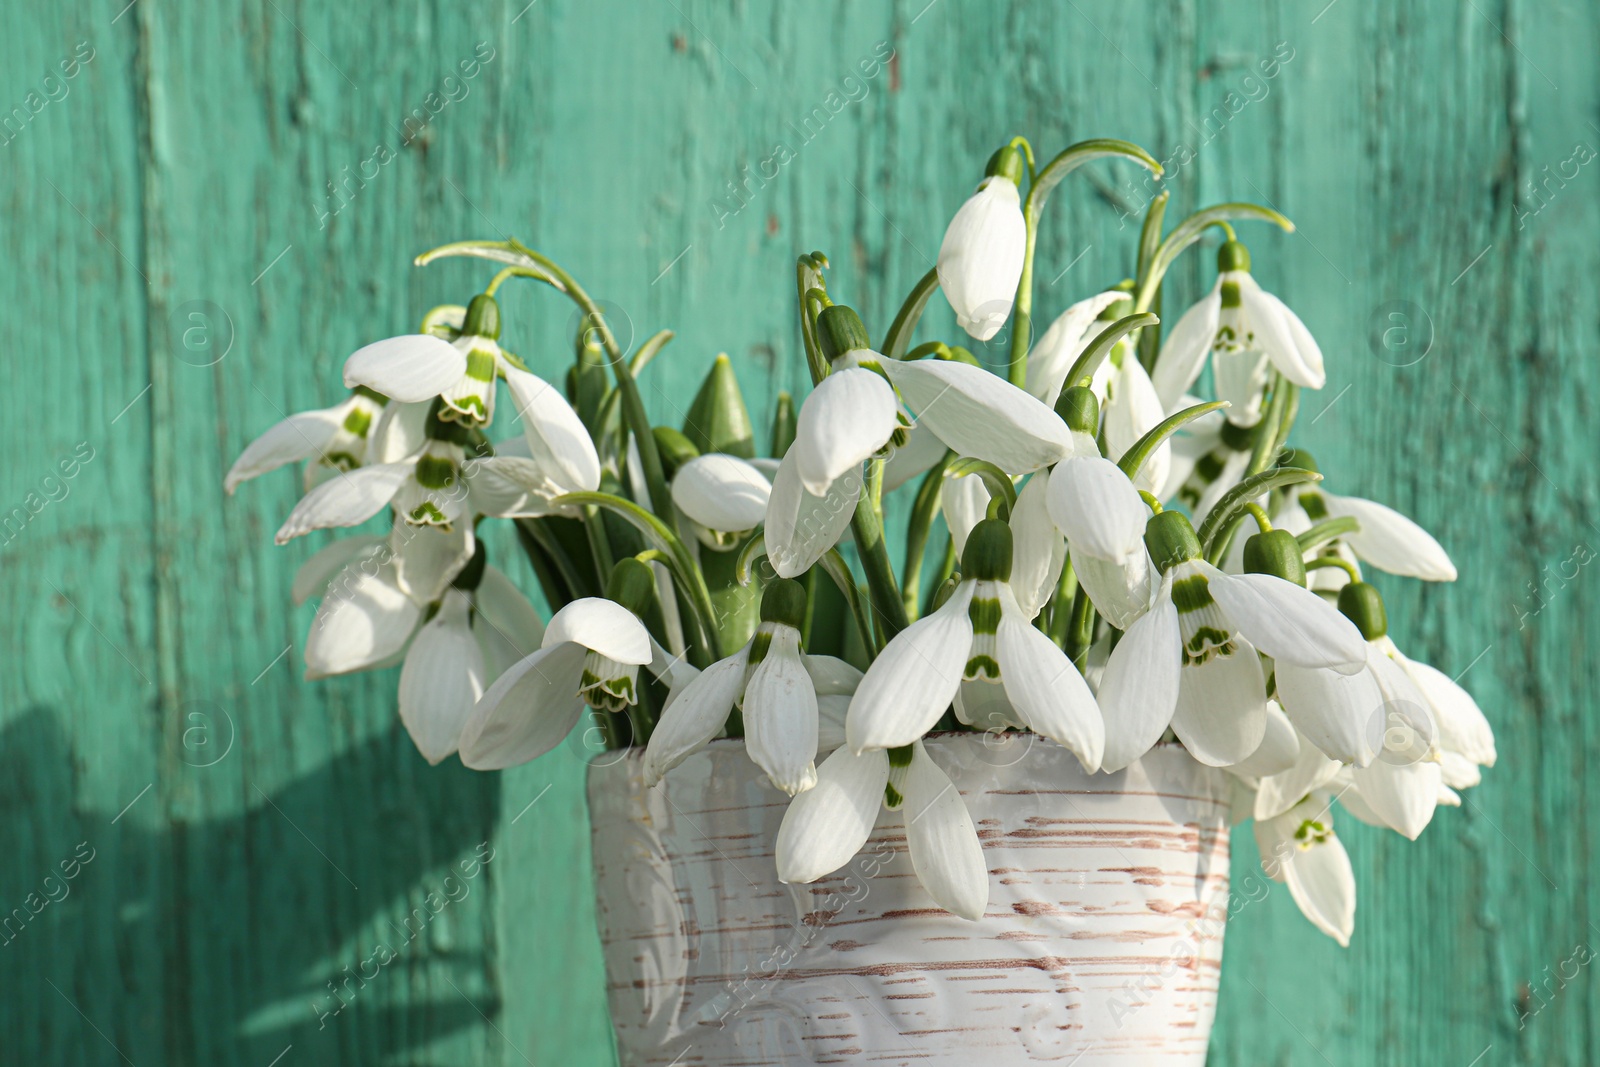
<box><xmin>588</xmin><ymin>734</ymin><xmax>1232</xmax><ymax>1066</ymax></box>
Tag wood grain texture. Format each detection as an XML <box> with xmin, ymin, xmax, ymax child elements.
<box><xmin>1</xmin><ymin>1</ymin><xmax>1593</xmax><ymax>1064</ymax></box>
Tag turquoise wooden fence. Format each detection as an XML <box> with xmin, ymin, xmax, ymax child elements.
<box><xmin>4</xmin><ymin>1</ymin><xmax>1595</xmax><ymax>1063</ymax></box>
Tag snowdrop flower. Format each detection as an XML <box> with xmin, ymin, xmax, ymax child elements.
<box><xmin>1026</xmin><ymin>292</ymin><xmax>1170</xmax><ymax>493</ymax></box>
<box><xmin>643</xmin><ymin>579</ymin><xmax>862</xmax><ymax>794</ymax></box>
<box><xmin>671</xmin><ymin>453</ymin><xmax>771</xmax><ymax>551</ymax></box>
<box><xmin>1221</xmin><ymin>700</ymin><xmax>1301</xmax><ymax>785</ymax></box>
<box><xmin>274</xmin><ymin>403</ymin><xmax>592</xmax><ymax>544</ymax></box>
<box><xmin>1152</xmin><ymin>241</ymin><xmax>1325</xmax><ymax>425</ymax></box>
<box><xmin>777</xmin><ymin>741</ymin><xmax>988</xmax><ymax>920</ymax></box>
<box><xmin>1273</xmin><ymin>453</ymin><xmax>1457</xmax><ymax>582</ymax></box>
<box><xmin>937</xmin><ymin>146</ymin><xmax>1027</xmax><ymax>342</ymax></box>
<box><xmin>225</xmin><ymin>388</ymin><xmax>389</xmax><ymax>494</ymax></box>
<box><xmin>341</xmin><ymin>295</ymin><xmax>601</xmax><ymax>491</ymax></box>
<box><xmin>457</xmin><ymin>583</ymin><xmax>654</xmax><ymax>771</ymax></box>
<box><xmin>846</xmin><ymin>519</ymin><xmax>1104</xmax><ymax>770</ymax></box>
<box><xmin>1097</xmin><ymin>510</ymin><xmax>1367</xmax><ymax>771</ymax></box>
<box><xmin>1254</xmin><ymin>797</ymin><xmax>1356</xmax><ymax>946</ymax></box>
<box><xmin>1045</xmin><ymin>390</ymin><xmax>1154</xmax><ymax>629</ymax></box>
<box><xmin>766</xmin><ymin>305</ymin><xmax>1073</xmax><ymax>577</ymax></box>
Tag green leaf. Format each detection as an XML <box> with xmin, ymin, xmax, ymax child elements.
<box><xmin>1061</xmin><ymin>312</ymin><xmax>1160</xmax><ymax>396</ymax></box>
<box><xmin>1118</xmin><ymin>400</ymin><xmax>1229</xmax><ymax>482</ymax></box>
<box><xmin>881</xmin><ymin>266</ymin><xmax>941</xmax><ymax>361</ymax></box>
<box><xmin>684</xmin><ymin>353</ymin><xmax>755</xmax><ymax>458</ymax></box>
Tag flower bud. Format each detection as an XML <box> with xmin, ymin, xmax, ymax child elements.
<box><xmin>462</xmin><ymin>293</ymin><xmax>501</xmax><ymax>339</ymax></box>
<box><xmin>816</xmin><ymin>305</ymin><xmax>872</xmax><ymax>363</ymax></box>
<box><xmin>1055</xmin><ymin>384</ymin><xmax>1100</xmax><ymax>434</ymax></box>
<box><xmin>1244</xmin><ymin>528</ymin><xmax>1308</xmax><ymax>587</ymax></box>
<box><xmin>770</xmin><ymin>391</ymin><xmax>796</xmax><ymax>458</ymax></box>
<box><xmin>652</xmin><ymin>425</ymin><xmax>699</xmax><ymax>477</ymax></box>
<box><xmin>961</xmin><ymin>518</ymin><xmax>1013</xmax><ymax>582</ymax></box>
<box><xmin>1144</xmin><ymin>510</ymin><xmax>1202</xmax><ymax>573</ymax></box>
<box><xmin>605</xmin><ymin>557</ymin><xmax>658</xmax><ymax>617</ymax></box>
<box><xmin>759</xmin><ymin>577</ymin><xmax>808</xmax><ymax>630</ymax></box>
<box><xmin>1278</xmin><ymin>447</ymin><xmax>1320</xmax><ymax>474</ymax></box>
<box><xmin>1337</xmin><ymin>581</ymin><xmax>1387</xmax><ymax>640</ymax></box>
<box><xmin>1217</xmin><ymin>240</ymin><xmax>1251</xmax><ymax>274</ymax></box>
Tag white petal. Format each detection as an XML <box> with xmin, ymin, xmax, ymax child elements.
<box><xmin>1255</xmin><ymin>736</ymin><xmax>1342</xmax><ymax>821</ymax></box>
<box><xmin>941</xmin><ymin>472</ymin><xmax>991</xmax><ymax>558</ymax></box>
<box><xmin>466</xmin><ymin>456</ymin><xmax>560</xmax><ymax>519</ymax></box>
<box><xmin>902</xmin><ymin>744</ymin><xmax>988</xmax><ymax>920</ymax></box>
<box><xmin>367</xmin><ymin>400</ymin><xmax>431</xmax><ymax>464</ymax></box>
<box><xmin>672</xmin><ymin>453</ymin><xmax>772</xmax><ymax>532</ymax></box>
<box><xmin>1323</xmin><ymin>494</ymin><xmax>1456</xmax><ymax>581</ymax></box>
<box><xmin>1104</xmin><ymin>357</ymin><xmax>1170</xmax><ymax>495</ymax></box>
<box><xmin>792</xmin><ymin>367</ymin><xmax>900</xmax><ymax>496</ymax></box>
<box><xmin>1244</xmin><ymin>281</ymin><xmax>1325</xmax><ymax>389</ymax></box>
<box><xmin>1274</xmin><ymin>662</ymin><xmax>1385</xmax><ymax>767</ymax></box>
<box><xmin>1151</xmin><ymin>282</ymin><xmax>1220</xmax><ymax>410</ymax></box>
<box><xmin>472</xmin><ymin>565</ymin><xmax>546</xmax><ymax>676</ymax></box>
<box><xmin>391</xmin><ymin>524</ymin><xmax>475</xmax><ymax>602</ymax></box>
<box><xmin>937</xmin><ymin>176</ymin><xmax>1026</xmax><ymax>342</ymax></box>
<box><xmin>1096</xmin><ymin>593</ymin><xmax>1181</xmax><ymax>772</ymax></box>
<box><xmin>343</xmin><ymin>334</ymin><xmax>466</xmax><ymax>402</ymax></box>
<box><xmin>816</xmin><ymin>694</ymin><xmax>850</xmax><ymax>753</ymax></box>
<box><xmin>846</xmin><ymin>582</ymin><xmax>975</xmax><ymax>751</ymax></box>
<box><xmin>1350</xmin><ymin>758</ymin><xmax>1440</xmax><ymax>840</ymax></box>
<box><xmin>803</xmin><ymin>655</ymin><xmax>863</xmax><ymax>697</ymax></box>
<box><xmin>1046</xmin><ymin>455</ymin><xmax>1147</xmax><ymax>563</ymax></box>
<box><xmin>763</xmin><ymin>450</ymin><xmax>858</xmax><ymax>578</ymax></box>
<box><xmin>304</xmin><ymin>568</ymin><xmax>421</xmax><ymax>677</ymax></box>
<box><xmin>744</xmin><ymin>629</ymin><xmax>819</xmax><ymax>795</ymax></box>
<box><xmin>643</xmin><ymin>647</ymin><xmax>749</xmax><ymax>785</ymax></box>
<box><xmin>1009</xmin><ymin>470</ymin><xmax>1066</xmax><ymax>620</ymax></box>
<box><xmin>543</xmin><ymin>597</ymin><xmax>651</xmax><ymax>665</ymax></box>
<box><xmin>502</xmin><ymin>364</ymin><xmax>602</xmax><ymax>493</ymax></box>
<box><xmin>996</xmin><ymin>590</ymin><xmax>1104</xmax><ymax>770</ymax></box>
<box><xmin>1074</xmin><ymin>550</ymin><xmax>1154</xmax><ymax>631</ymax></box>
<box><xmin>1236</xmin><ymin>276</ymin><xmax>1324</xmax><ymax>389</ymax></box>
<box><xmin>1204</xmin><ymin>565</ymin><xmax>1367</xmax><ymax>672</ymax></box>
<box><xmin>1225</xmin><ymin>699</ymin><xmax>1299</xmax><ymax>781</ymax></box>
<box><xmin>225</xmin><ymin>405</ymin><xmax>345</xmax><ymax>493</ymax></box>
<box><xmin>1395</xmin><ymin>655</ymin><xmax>1495</xmax><ymax>766</ymax></box>
<box><xmin>881</xmin><ymin>358</ymin><xmax>1072</xmax><ymax>475</ymax></box>
<box><xmin>1024</xmin><ymin>290</ymin><xmax>1126</xmax><ymax>402</ymax></box>
<box><xmin>1285</xmin><ymin>832</ymin><xmax>1356</xmax><ymax>946</ymax></box>
<box><xmin>1171</xmin><ymin>637</ymin><xmax>1268</xmax><ymax>767</ymax></box>
<box><xmin>274</xmin><ymin>463</ymin><xmax>413</xmax><ymax>544</ymax></box>
<box><xmin>457</xmin><ymin>642</ymin><xmax>587</xmax><ymax>770</ymax></box>
<box><xmin>775</xmin><ymin>746</ymin><xmax>888</xmax><ymax>883</ymax></box>
<box><xmin>398</xmin><ymin>591</ymin><xmax>486</xmax><ymax>763</ymax></box>
<box><xmin>291</xmin><ymin>535</ymin><xmax>385</xmax><ymax>606</ymax></box>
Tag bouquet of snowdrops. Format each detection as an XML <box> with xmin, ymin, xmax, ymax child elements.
<box><xmin>227</xmin><ymin>136</ymin><xmax>1493</xmax><ymax>943</ymax></box>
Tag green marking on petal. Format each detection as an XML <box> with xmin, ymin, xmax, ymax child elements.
<box><xmin>968</xmin><ymin>595</ymin><xmax>1002</xmax><ymax>636</ymax></box>
<box><xmin>465</xmin><ymin>347</ymin><xmax>498</xmax><ymax>383</ymax></box>
<box><xmin>747</xmin><ymin>629</ymin><xmax>773</xmax><ymax>667</ymax></box>
<box><xmin>415</xmin><ymin>453</ymin><xmax>457</xmax><ymax>490</ymax></box>
<box><xmin>887</xmin><ymin>744</ymin><xmax>915</xmax><ymax>768</ymax></box>
<box><xmin>1169</xmin><ymin>574</ymin><xmax>1215</xmax><ymax>614</ymax></box>
<box><xmin>408</xmin><ymin>501</ymin><xmax>448</xmax><ymax>526</ymax></box>
<box><xmin>1219</xmin><ymin>281</ymin><xmax>1242</xmax><ymax>309</ymax></box>
<box><xmin>342</xmin><ymin>407</ymin><xmax>373</xmax><ymax>437</ymax></box>
<box><xmin>964</xmin><ymin>654</ymin><xmax>1000</xmax><ymax>680</ymax></box>
<box><xmin>883</xmin><ymin>783</ymin><xmax>904</xmax><ymax>808</ymax></box>
<box><xmin>1300</xmin><ymin>490</ymin><xmax>1329</xmax><ymax>521</ymax></box>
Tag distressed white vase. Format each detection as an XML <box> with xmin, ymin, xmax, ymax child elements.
<box><xmin>588</xmin><ymin>734</ymin><xmax>1232</xmax><ymax>1066</ymax></box>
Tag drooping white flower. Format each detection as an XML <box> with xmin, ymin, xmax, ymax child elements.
<box><xmin>1046</xmin><ymin>446</ymin><xmax>1155</xmax><ymax>630</ymax></box>
<box><xmin>937</xmin><ymin>153</ymin><xmax>1027</xmax><ymax>342</ymax></box>
<box><xmin>846</xmin><ymin>519</ymin><xmax>1104</xmax><ymax>770</ymax></box>
<box><xmin>776</xmin><ymin>741</ymin><xmax>989</xmax><ymax>920</ymax></box>
<box><xmin>1097</xmin><ymin>510</ymin><xmax>1367</xmax><ymax>772</ymax></box>
<box><xmin>225</xmin><ymin>389</ymin><xmax>389</xmax><ymax>495</ymax></box>
<box><xmin>1276</xmin><ymin>469</ymin><xmax>1457</xmax><ymax>583</ymax></box>
<box><xmin>1254</xmin><ymin>797</ymin><xmax>1356</xmax><ymax>946</ymax></box>
<box><xmin>341</xmin><ymin>296</ymin><xmax>601</xmax><ymax>493</ymax></box>
<box><xmin>457</xmin><ymin>596</ymin><xmax>653</xmax><ymax>770</ymax></box>
<box><xmin>1152</xmin><ymin>240</ymin><xmax>1324</xmax><ymax>425</ymax></box>
<box><xmin>671</xmin><ymin>453</ymin><xmax>772</xmax><ymax>551</ymax></box>
<box><xmin>643</xmin><ymin>579</ymin><xmax>861</xmax><ymax>794</ymax></box>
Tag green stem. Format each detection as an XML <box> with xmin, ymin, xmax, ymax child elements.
<box><xmin>1244</xmin><ymin>502</ymin><xmax>1272</xmax><ymax>533</ymax></box>
<box><xmin>1297</xmin><ymin>516</ymin><xmax>1361</xmax><ymax>555</ymax></box>
<box><xmin>1009</xmin><ymin>139</ymin><xmax>1164</xmax><ymax>387</ymax></box>
<box><xmin>1118</xmin><ymin>400</ymin><xmax>1229</xmax><ymax>481</ymax></box>
<box><xmin>1064</xmin><ymin>588</ymin><xmax>1096</xmax><ymax>671</ymax></box>
<box><xmin>1047</xmin><ymin>559</ymin><xmax>1079</xmax><ymax>648</ymax></box>
<box><xmin>1133</xmin><ymin>203</ymin><xmax>1295</xmax><ymax>314</ymax></box>
<box><xmin>506</xmin><ymin>243</ymin><xmax>674</xmax><ymax>519</ymax></box>
<box><xmin>901</xmin><ymin>451</ymin><xmax>953</xmax><ymax>619</ymax></box>
<box><xmin>582</xmin><ymin>506</ymin><xmax>615</xmax><ymax>584</ymax></box>
<box><xmin>1306</xmin><ymin>556</ymin><xmax>1362</xmax><ymax>584</ymax></box>
<box><xmin>925</xmin><ymin>535</ymin><xmax>957</xmax><ymax>617</ymax></box>
<box><xmin>820</xmin><ymin>549</ymin><xmax>880</xmax><ymax>657</ymax></box>
<box><xmin>850</xmin><ymin>459</ymin><xmax>910</xmax><ymax>641</ymax></box>
<box><xmin>1135</xmin><ymin>191</ymin><xmax>1170</xmax><ymax>372</ymax></box>
<box><xmin>881</xmin><ymin>267</ymin><xmax>942</xmax><ymax>361</ymax></box>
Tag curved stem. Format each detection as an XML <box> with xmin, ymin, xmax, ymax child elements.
<box><xmin>1061</xmin><ymin>312</ymin><xmax>1160</xmax><ymax>395</ymax></box>
<box><xmin>1306</xmin><ymin>556</ymin><xmax>1362</xmax><ymax>584</ymax></box>
<box><xmin>1118</xmin><ymin>399</ymin><xmax>1229</xmax><ymax>481</ymax></box>
<box><xmin>881</xmin><ymin>266</ymin><xmax>941</xmax><ymax>361</ymax></box>
<box><xmin>1133</xmin><ymin>203</ymin><xmax>1295</xmax><ymax>315</ymax></box>
<box><xmin>820</xmin><ymin>549</ymin><xmax>880</xmax><ymax>657</ymax></box>
<box><xmin>1009</xmin><ymin>139</ymin><xmax>1164</xmax><ymax>387</ymax></box>
<box><xmin>1296</xmin><ymin>516</ymin><xmax>1360</xmax><ymax>555</ymax></box>
<box><xmin>849</xmin><ymin>458</ymin><xmax>910</xmax><ymax>642</ymax></box>
<box><xmin>901</xmin><ymin>451</ymin><xmax>953</xmax><ymax>619</ymax></box>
